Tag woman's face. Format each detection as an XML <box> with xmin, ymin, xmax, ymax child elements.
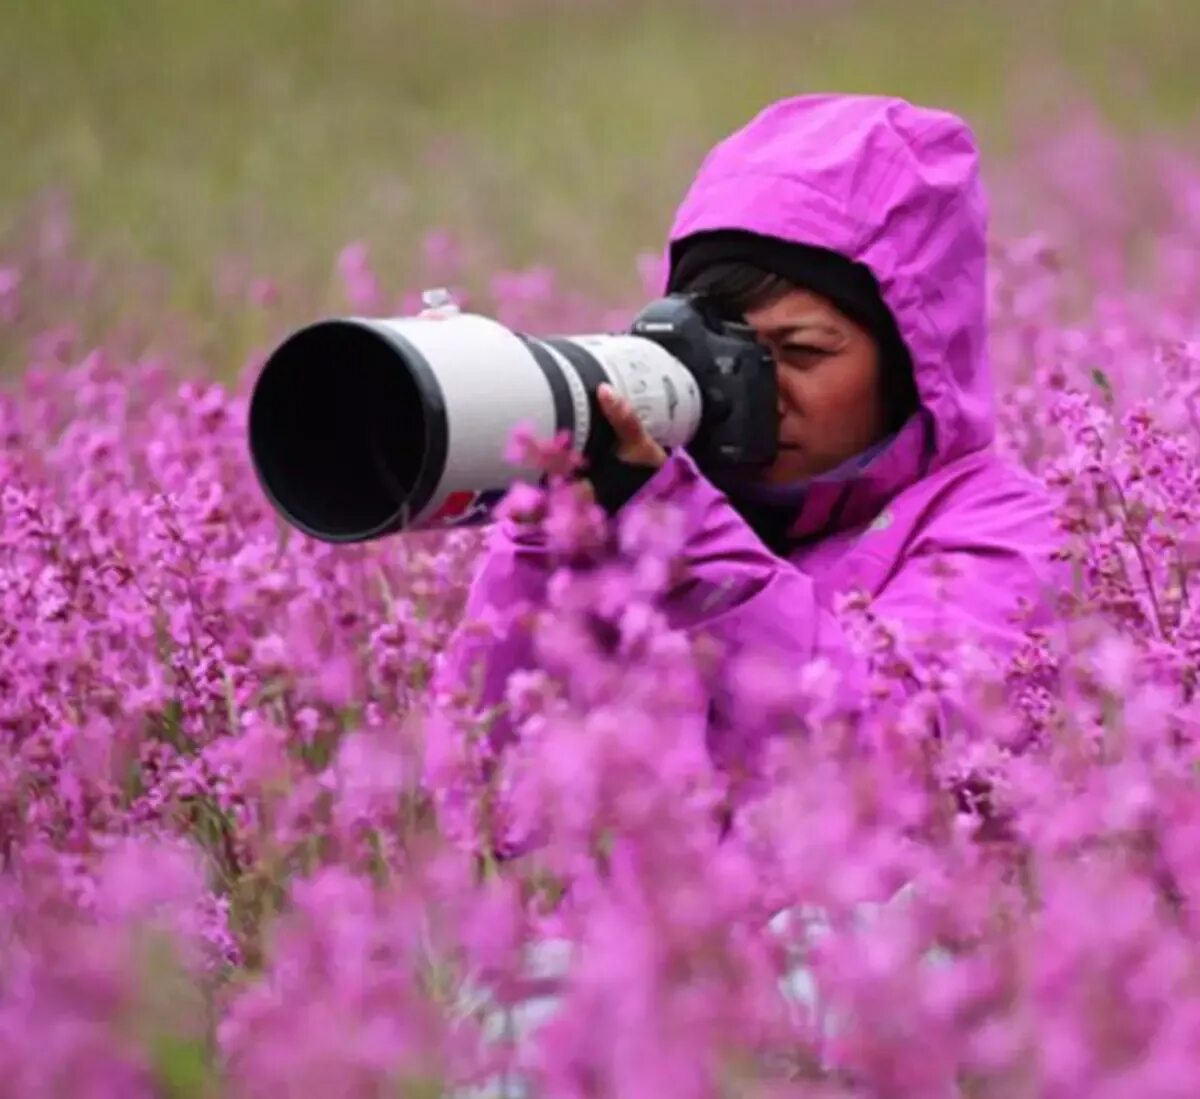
<box><xmin>743</xmin><ymin>287</ymin><xmax>889</xmax><ymax>484</ymax></box>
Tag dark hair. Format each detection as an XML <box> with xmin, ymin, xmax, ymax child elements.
<box><xmin>673</xmin><ymin>259</ymin><xmax>795</xmax><ymax>320</ymax></box>
<box><xmin>673</xmin><ymin>258</ymin><xmax>919</xmax><ymax>433</ymax></box>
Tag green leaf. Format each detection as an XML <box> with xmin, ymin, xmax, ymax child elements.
<box><xmin>151</xmin><ymin>1033</ymin><xmax>216</xmax><ymax>1099</ymax></box>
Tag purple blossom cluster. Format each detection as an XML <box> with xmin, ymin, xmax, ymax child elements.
<box><xmin>3</xmin><ymin>119</ymin><xmax>1200</xmax><ymax>1096</ymax></box>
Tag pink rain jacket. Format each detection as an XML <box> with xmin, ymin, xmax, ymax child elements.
<box><xmin>438</xmin><ymin>94</ymin><xmax>1063</xmax><ymax>748</ymax></box>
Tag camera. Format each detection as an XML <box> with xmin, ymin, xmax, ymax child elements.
<box><xmin>247</xmin><ymin>291</ymin><xmax>777</xmax><ymax>541</ymax></box>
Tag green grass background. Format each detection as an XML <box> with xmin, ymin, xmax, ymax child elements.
<box><xmin>3</xmin><ymin>0</ymin><xmax>1199</xmax><ymax>340</ymax></box>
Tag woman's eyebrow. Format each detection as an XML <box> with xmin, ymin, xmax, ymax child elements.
<box><xmin>760</xmin><ymin>322</ymin><xmax>844</xmax><ymax>339</ymax></box>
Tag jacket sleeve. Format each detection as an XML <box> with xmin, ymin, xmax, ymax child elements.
<box><xmin>430</xmin><ymin>456</ymin><xmax>662</xmax><ymax>742</ymax></box>
<box><xmin>431</xmin><ymin>518</ymin><xmax>552</xmax><ymax>745</ymax></box>
<box><xmin>624</xmin><ymin>454</ymin><xmax>1064</xmax><ymax>804</ymax></box>
<box><xmin>642</xmin><ymin>451</ymin><xmax>1063</xmax><ymax>718</ymax></box>
<box><xmin>434</xmin><ymin>448</ymin><xmax>1061</xmax><ymax>742</ymax></box>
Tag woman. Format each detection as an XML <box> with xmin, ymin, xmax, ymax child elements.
<box><xmin>435</xmin><ymin>93</ymin><xmax>1063</xmax><ymax>760</ymax></box>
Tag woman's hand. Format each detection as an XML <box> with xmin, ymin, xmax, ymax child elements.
<box><xmin>505</xmin><ymin>384</ymin><xmax>667</xmax><ymax>529</ymax></box>
<box><xmin>596</xmin><ymin>384</ymin><xmax>668</xmax><ymax>470</ymax></box>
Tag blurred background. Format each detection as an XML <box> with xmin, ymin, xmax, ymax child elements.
<box><xmin>3</xmin><ymin>0</ymin><xmax>1199</xmax><ymax>372</ymax></box>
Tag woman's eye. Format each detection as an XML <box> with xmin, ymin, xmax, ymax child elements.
<box><xmin>780</xmin><ymin>345</ymin><xmax>829</xmax><ymax>364</ymax></box>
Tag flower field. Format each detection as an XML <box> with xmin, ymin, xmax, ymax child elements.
<box><xmin>6</xmin><ymin>2</ymin><xmax>1200</xmax><ymax>1093</ymax></box>
<box><xmin>2</xmin><ymin>111</ymin><xmax>1200</xmax><ymax>1096</ymax></box>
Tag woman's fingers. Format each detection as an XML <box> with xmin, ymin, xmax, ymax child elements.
<box><xmin>596</xmin><ymin>384</ymin><xmax>668</xmax><ymax>469</ymax></box>
<box><xmin>597</xmin><ymin>384</ymin><xmax>642</xmax><ymax>443</ymax></box>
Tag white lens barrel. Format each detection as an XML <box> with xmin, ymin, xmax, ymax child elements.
<box><xmin>374</xmin><ymin>313</ymin><xmax>564</xmax><ymax>524</ymax></box>
<box><xmin>247</xmin><ymin>310</ymin><xmax>705</xmax><ymax>540</ymax></box>
<box><xmin>564</xmin><ymin>335</ymin><xmax>702</xmax><ymax>450</ymax></box>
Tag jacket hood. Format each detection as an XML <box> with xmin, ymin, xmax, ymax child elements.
<box><xmin>665</xmin><ymin>93</ymin><xmax>995</xmax><ymax>539</ymax></box>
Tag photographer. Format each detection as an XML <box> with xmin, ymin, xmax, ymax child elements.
<box><xmin>435</xmin><ymin>93</ymin><xmax>1063</xmax><ymax>761</ymax></box>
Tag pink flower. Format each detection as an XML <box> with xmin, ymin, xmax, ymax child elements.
<box><xmin>0</xmin><ymin>266</ymin><xmax>20</xmax><ymax>323</ymax></box>
<box><xmin>336</xmin><ymin>241</ymin><xmax>381</xmax><ymax>311</ymax></box>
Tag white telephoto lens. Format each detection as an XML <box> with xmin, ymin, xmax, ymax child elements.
<box><xmin>248</xmin><ymin>310</ymin><xmax>705</xmax><ymax>541</ymax></box>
